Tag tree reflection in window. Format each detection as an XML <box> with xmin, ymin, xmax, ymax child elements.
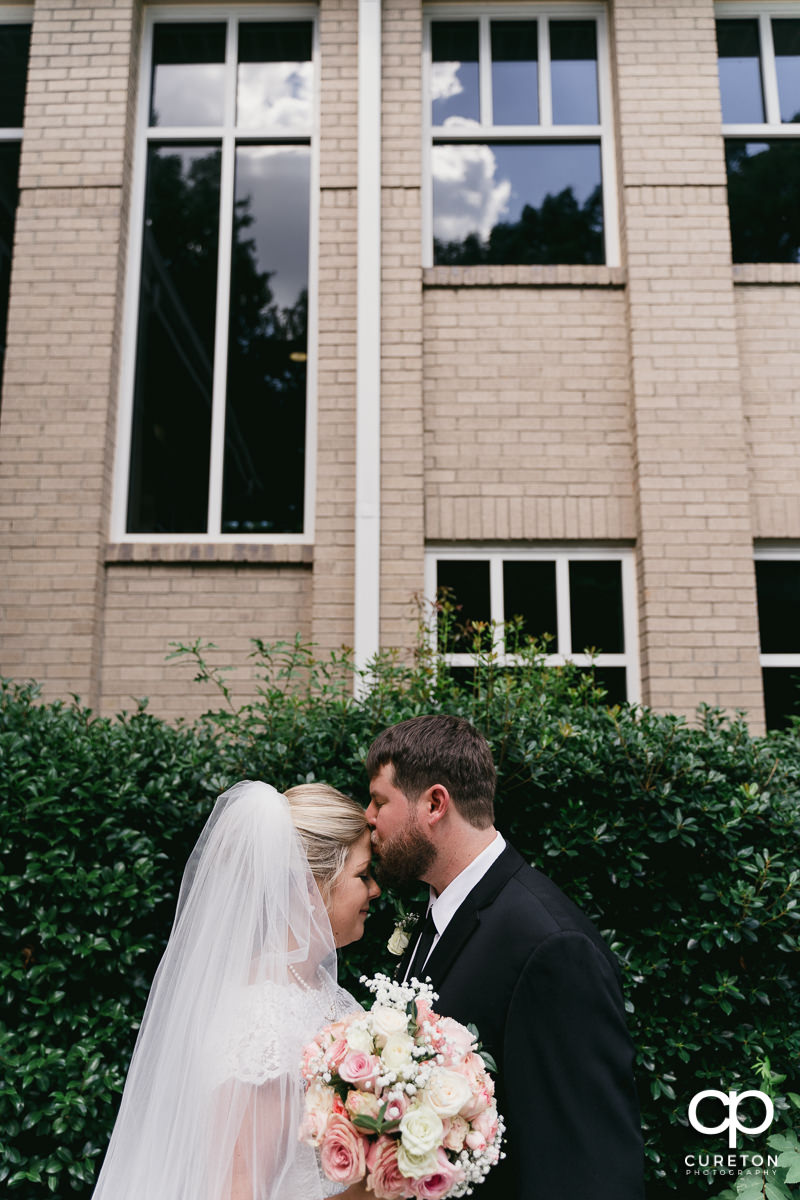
<box><xmin>725</xmin><ymin>140</ymin><xmax>800</xmax><ymax>264</ymax></box>
<box><xmin>223</xmin><ymin>147</ymin><xmax>309</xmax><ymax>534</ymax></box>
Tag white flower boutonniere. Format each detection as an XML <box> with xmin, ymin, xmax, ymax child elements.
<box><xmin>387</xmin><ymin>910</ymin><xmax>419</xmax><ymax>957</ymax></box>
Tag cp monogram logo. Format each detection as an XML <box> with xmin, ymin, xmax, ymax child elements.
<box><xmin>688</xmin><ymin>1090</ymin><xmax>775</xmax><ymax>1150</ymax></box>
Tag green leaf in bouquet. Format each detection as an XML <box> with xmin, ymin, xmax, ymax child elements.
<box><xmin>478</xmin><ymin>1048</ymin><xmax>498</xmax><ymax>1073</ymax></box>
<box><xmin>351</xmin><ymin>1114</ymin><xmax>380</xmax><ymax>1133</ymax></box>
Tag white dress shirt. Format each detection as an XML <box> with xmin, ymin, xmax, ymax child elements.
<box><xmin>405</xmin><ymin>831</ymin><xmax>506</xmax><ymax>979</ymax></box>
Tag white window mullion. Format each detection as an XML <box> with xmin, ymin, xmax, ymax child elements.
<box><xmin>490</xmin><ymin>554</ymin><xmax>504</xmax><ymax>656</ymax></box>
<box><xmin>760</xmin><ymin>13</ymin><xmax>781</xmax><ymax>126</ymax></box>
<box><xmin>621</xmin><ymin>553</ymin><xmax>641</xmax><ymax>704</ymax></box>
<box><xmin>555</xmin><ymin>555</ymin><xmax>571</xmax><ymax>656</ymax></box>
<box><xmin>597</xmin><ymin>11</ymin><xmax>620</xmax><ymax>268</ymax></box>
<box><xmin>422</xmin><ymin>18</ymin><xmax>434</xmax><ymax>267</ymax></box>
<box><xmin>538</xmin><ymin>15</ymin><xmax>552</xmax><ymax>127</ymax></box>
<box><xmin>479</xmin><ymin>15</ymin><xmax>492</xmax><ymax>126</ymax></box>
<box><xmin>206</xmin><ymin>18</ymin><xmax>238</xmax><ymax>536</ymax></box>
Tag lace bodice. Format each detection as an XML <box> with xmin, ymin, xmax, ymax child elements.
<box><xmin>212</xmin><ymin>978</ymin><xmax>360</xmax><ymax>1197</ymax></box>
<box><xmin>220</xmin><ymin>978</ymin><xmax>360</xmax><ymax>1085</ymax></box>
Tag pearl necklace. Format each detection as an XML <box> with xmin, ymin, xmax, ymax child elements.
<box><xmin>288</xmin><ymin>963</ymin><xmax>338</xmax><ymax>1020</ymax></box>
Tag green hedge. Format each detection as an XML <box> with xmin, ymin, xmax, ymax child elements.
<box><xmin>2</xmin><ymin>636</ymin><xmax>799</xmax><ymax>1198</ymax></box>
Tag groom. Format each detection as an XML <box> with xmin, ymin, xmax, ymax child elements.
<box><xmin>365</xmin><ymin>714</ymin><xmax>644</xmax><ymax>1199</ymax></box>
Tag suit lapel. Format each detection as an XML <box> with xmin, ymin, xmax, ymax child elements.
<box><xmin>423</xmin><ymin>843</ymin><xmax>525</xmax><ymax>989</ymax></box>
<box><xmin>392</xmin><ymin>900</ymin><xmax>429</xmax><ymax>981</ymax></box>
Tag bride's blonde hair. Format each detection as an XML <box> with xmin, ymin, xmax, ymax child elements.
<box><xmin>284</xmin><ymin>783</ymin><xmax>368</xmax><ymax>902</ymax></box>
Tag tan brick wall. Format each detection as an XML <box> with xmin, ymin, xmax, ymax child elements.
<box><xmin>380</xmin><ymin>0</ymin><xmax>426</xmax><ymax>649</ymax></box>
<box><xmin>423</xmin><ymin>285</ymin><xmax>636</xmax><ymax>542</ymax></box>
<box><xmin>100</xmin><ymin>564</ymin><xmax>312</xmax><ymax>721</ymax></box>
<box><xmin>312</xmin><ymin>0</ymin><xmax>359</xmax><ymax>654</ymax></box>
<box><xmin>735</xmin><ymin>284</ymin><xmax>800</xmax><ymax>539</ymax></box>
<box><xmin>615</xmin><ymin>0</ymin><xmax>764</xmax><ymax>725</ymax></box>
<box><xmin>0</xmin><ymin>0</ymin><xmax>139</xmax><ymax>706</ymax></box>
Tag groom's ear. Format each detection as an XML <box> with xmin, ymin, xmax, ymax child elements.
<box><xmin>422</xmin><ymin>783</ymin><xmax>450</xmax><ymax>828</ymax></box>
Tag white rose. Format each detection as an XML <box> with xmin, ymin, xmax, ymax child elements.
<box><xmin>381</xmin><ymin>1032</ymin><xmax>416</xmax><ymax>1072</ymax></box>
<box><xmin>397</xmin><ymin>1143</ymin><xmax>441</xmax><ymax>1180</ymax></box>
<box><xmin>421</xmin><ymin>1067</ymin><xmax>473</xmax><ymax>1118</ymax></box>
<box><xmin>387</xmin><ymin>928</ymin><xmax>410</xmax><ymax>956</ymax></box>
<box><xmin>399</xmin><ymin>1104</ymin><xmax>444</xmax><ymax>1158</ymax></box>
<box><xmin>306</xmin><ymin>1079</ymin><xmax>334</xmax><ymax>1117</ymax></box>
<box><xmin>371</xmin><ymin>1005</ymin><xmax>410</xmax><ymax>1047</ymax></box>
<box><xmin>345</xmin><ymin>1024</ymin><xmax>374</xmax><ymax>1054</ymax></box>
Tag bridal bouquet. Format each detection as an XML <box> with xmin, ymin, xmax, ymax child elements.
<box><xmin>299</xmin><ymin>974</ymin><xmax>504</xmax><ymax>1199</ymax></box>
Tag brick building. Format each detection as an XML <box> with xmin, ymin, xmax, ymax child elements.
<box><xmin>1</xmin><ymin>0</ymin><xmax>799</xmax><ymax>730</ymax></box>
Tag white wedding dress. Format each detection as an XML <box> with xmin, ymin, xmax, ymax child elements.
<box><xmin>91</xmin><ymin>781</ymin><xmax>360</xmax><ymax>1200</ymax></box>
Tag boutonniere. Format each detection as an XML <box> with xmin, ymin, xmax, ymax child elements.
<box><xmin>387</xmin><ymin>908</ymin><xmax>419</xmax><ymax>956</ymax></box>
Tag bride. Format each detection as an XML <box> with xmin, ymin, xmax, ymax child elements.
<box><xmin>91</xmin><ymin>779</ymin><xmax>381</xmax><ymax>1200</ymax></box>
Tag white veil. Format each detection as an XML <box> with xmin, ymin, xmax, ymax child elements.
<box><xmin>92</xmin><ymin>780</ymin><xmax>356</xmax><ymax>1200</ymax></box>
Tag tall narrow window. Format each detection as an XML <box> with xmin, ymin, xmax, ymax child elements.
<box><xmin>716</xmin><ymin>6</ymin><xmax>800</xmax><ymax>263</ymax></box>
<box><xmin>124</xmin><ymin>12</ymin><xmax>314</xmax><ymax>537</ymax></box>
<box><xmin>0</xmin><ymin>18</ymin><xmax>31</xmax><ymax>405</ymax></box>
<box><xmin>425</xmin><ymin>6</ymin><xmax>615</xmax><ymax>267</ymax></box>
<box><xmin>755</xmin><ymin>554</ymin><xmax>800</xmax><ymax>729</ymax></box>
<box><xmin>427</xmin><ymin>548</ymin><xmax>639</xmax><ymax>703</ymax></box>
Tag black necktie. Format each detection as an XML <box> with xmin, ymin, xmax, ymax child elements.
<box><xmin>406</xmin><ymin>909</ymin><xmax>437</xmax><ymax>981</ymax></box>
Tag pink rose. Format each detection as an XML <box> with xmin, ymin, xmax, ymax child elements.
<box><xmin>454</xmin><ymin>1053</ymin><xmax>493</xmax><ymax>1119</ymax></box>
<box><xmin>471</xmin><ymin>1105</ymin><xmax>499</xmax><ymax>1143</ymax></box>
<box><xmin>366</xmin><ymin>1135</ymin><xmax>414</xmax><ymax>1200</ymax></box>
<box><xmin>410</xmin><ymin>1148</ymin><xmax>465</xmax><ymax>1200</ymax></box>
<box><xmin>437</xmin><ymin>1018</ymin><xmax>475</xmax><ymax>1066</ymax></box>
<box><xmin>319</xmin><ymin>1114</ymin><xmax>367</xmax><ymax>1186</ymax></box>
<box><xmin>442</xmin><ymin>1115</ymin><xmax>469</xmax><ymax>1152</ymax></box>
<box><xmin>382</xmin><ymin>1090</ymin><xmax>410</xmax><ymax>1122</ymax></box>
<box><xmin>465</xmin><ymin>1129</ymin><xmax>486</xmax><ymax>1152</ymax></box>
<box><xmin>325</xmin><ymin>1037</ymin><xmax>350</xmax><ymax>1072</ymax></box>
<box><xmin>346</xmin><ymin>1089</ymin><xmax>382</xmax><ymax>1121</ymax></box>
<box><xmin>415</xmin><ymin>998</ymin><xmax>437</xmax><ymax>1029</ymax></box>
<box><xmin>301</xmin><ymin>1039</ymin><xmax>323</xmax><ymax>1078</ymax></box>
<box><xmin>339</xmin><ymin>1051</ymin><xmax>381</xmax><ymax>1089</ymax></box>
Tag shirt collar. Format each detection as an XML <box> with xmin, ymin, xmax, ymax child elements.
<box><xmin>428</xmin><ymin>831</ymin><xmax>506</xmax><ymax>935</ymax></box>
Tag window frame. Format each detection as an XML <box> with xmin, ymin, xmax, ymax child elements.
<box><xmin>421</xmin><ymin>2</ymin><xmax>619</xmax><ymax>269</ymax></box>
<box><xmin>424</xmin><ymin>545</ymin><xmax>640</xmax><ymax>701</ymax></box>
<box><xmin>753</xmin><ymin>546</ymin><xmax>800</xmax><ymax>726</ymax></box>
<box><xmin>112</xmin><ymin>4</ymin><xmax>320</xmax><ymax>544</ymax></box>
<box><xmin>716</xmin><ymin>1</ymin><xmax>800</xmax><ymax>134</ymax></box>
<box><xmin>0</xmin><ymin>6</ymin><xmax>32</xmax><ymax>401</ymax></box>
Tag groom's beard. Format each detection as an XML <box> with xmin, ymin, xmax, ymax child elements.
<box><xmin>373</xmin><ymin>819</ymin><xmax>436</xmax><ymax>889</ymax></box>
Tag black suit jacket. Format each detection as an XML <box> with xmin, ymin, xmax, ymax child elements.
<box><xmin>398</xmin><ymin>843</ymin><xmax>644</xmax><ymax>1199</ymax></box>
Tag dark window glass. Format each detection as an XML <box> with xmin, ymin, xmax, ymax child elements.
<box><xmin>432</xmin><ymin>141</ymin><xmax>603</xmax><ymax>265</ymax></box>
<box><xmin>0</xmin><ymin>24</ymin><xmax>31</xmax><ymax>128</ymax></box>
<box><xmin>762</xmin><ymin>668</ymin><xmax>800</xmax><ymax>730</ymax></box>
<box><xmin>127</xmin><ymin>145</ymin><xmax>221</xmax><ymax>533</ymax></box>
<box><xmin>578</xmin><ymin>664</ymin><xmax>628</xmax><ymax>705</ymax></box>
<box><xmin>437</xmin><ymin>560</ymin><xmax>491</xmax><ymax>652</ymax></box>
<box><xmin>725</xmin><ymin>139</ymin><xmax>800</xmax><ymax>262</ymax></box>
<box><xmin>491</xmin><ymin>21</ymin><xmax>538</xmax><ymax>126</ymax></box>
<box><xmin>773</xmin><ymin>19</ymin><xmax>800</xmax><ymax>125</ymax></box>
<box><xmin>569</xmin><ymin>560</ymin><xmax>624</xmax><ymax>654</ymax></box>
<box><xmin>150</xmin><ymin>23</ymin><xmax>227</xmax><ymax>126</ymax></box>
<box><xmin>755</xmin><ymin>560</ymin><xmax>800</xmax><ymax>652</ymax></box>
<box><xmin>715</xmin><ymin>20</ymin><xmax>765</xmax><ymax>124</ymax></box>
<box><xmin>222</xmin><ymin>146</ymin><xmax>310</xmax><ymax>534</ymax></box>
<box><xmin>237</xmin><ymin>21</ymin><xmax>313</xmax><ymax>130</ymax></box>
<box><xmin>431</xmin><ymin>22</ymin><xmax>480</xmax><ymax>126</ymax></box>
<box><xmin>550</xmin><ymin>21</ymin><xmax>599</xmax><ymax>125</ymax></box>
<box><xmin>0</xmin><ymin>141</ymin><xmax>20</xmax><ymax>398</ymax></box>
<box><xmin>503</xmin><ymin>560</ymin><xmax>557</xmax><ymax>647</ymax></box>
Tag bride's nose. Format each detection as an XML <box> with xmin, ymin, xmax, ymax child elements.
<box><xmin>368</xmin><ymin>877</ymin><xmax>381</xmax><ymax>900</ymax></box>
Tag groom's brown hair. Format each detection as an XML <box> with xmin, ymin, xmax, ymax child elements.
<box><xmin>366</xmin><ymin>714</ymin><xmax>495</xmax><ymax>829</ymax></box>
